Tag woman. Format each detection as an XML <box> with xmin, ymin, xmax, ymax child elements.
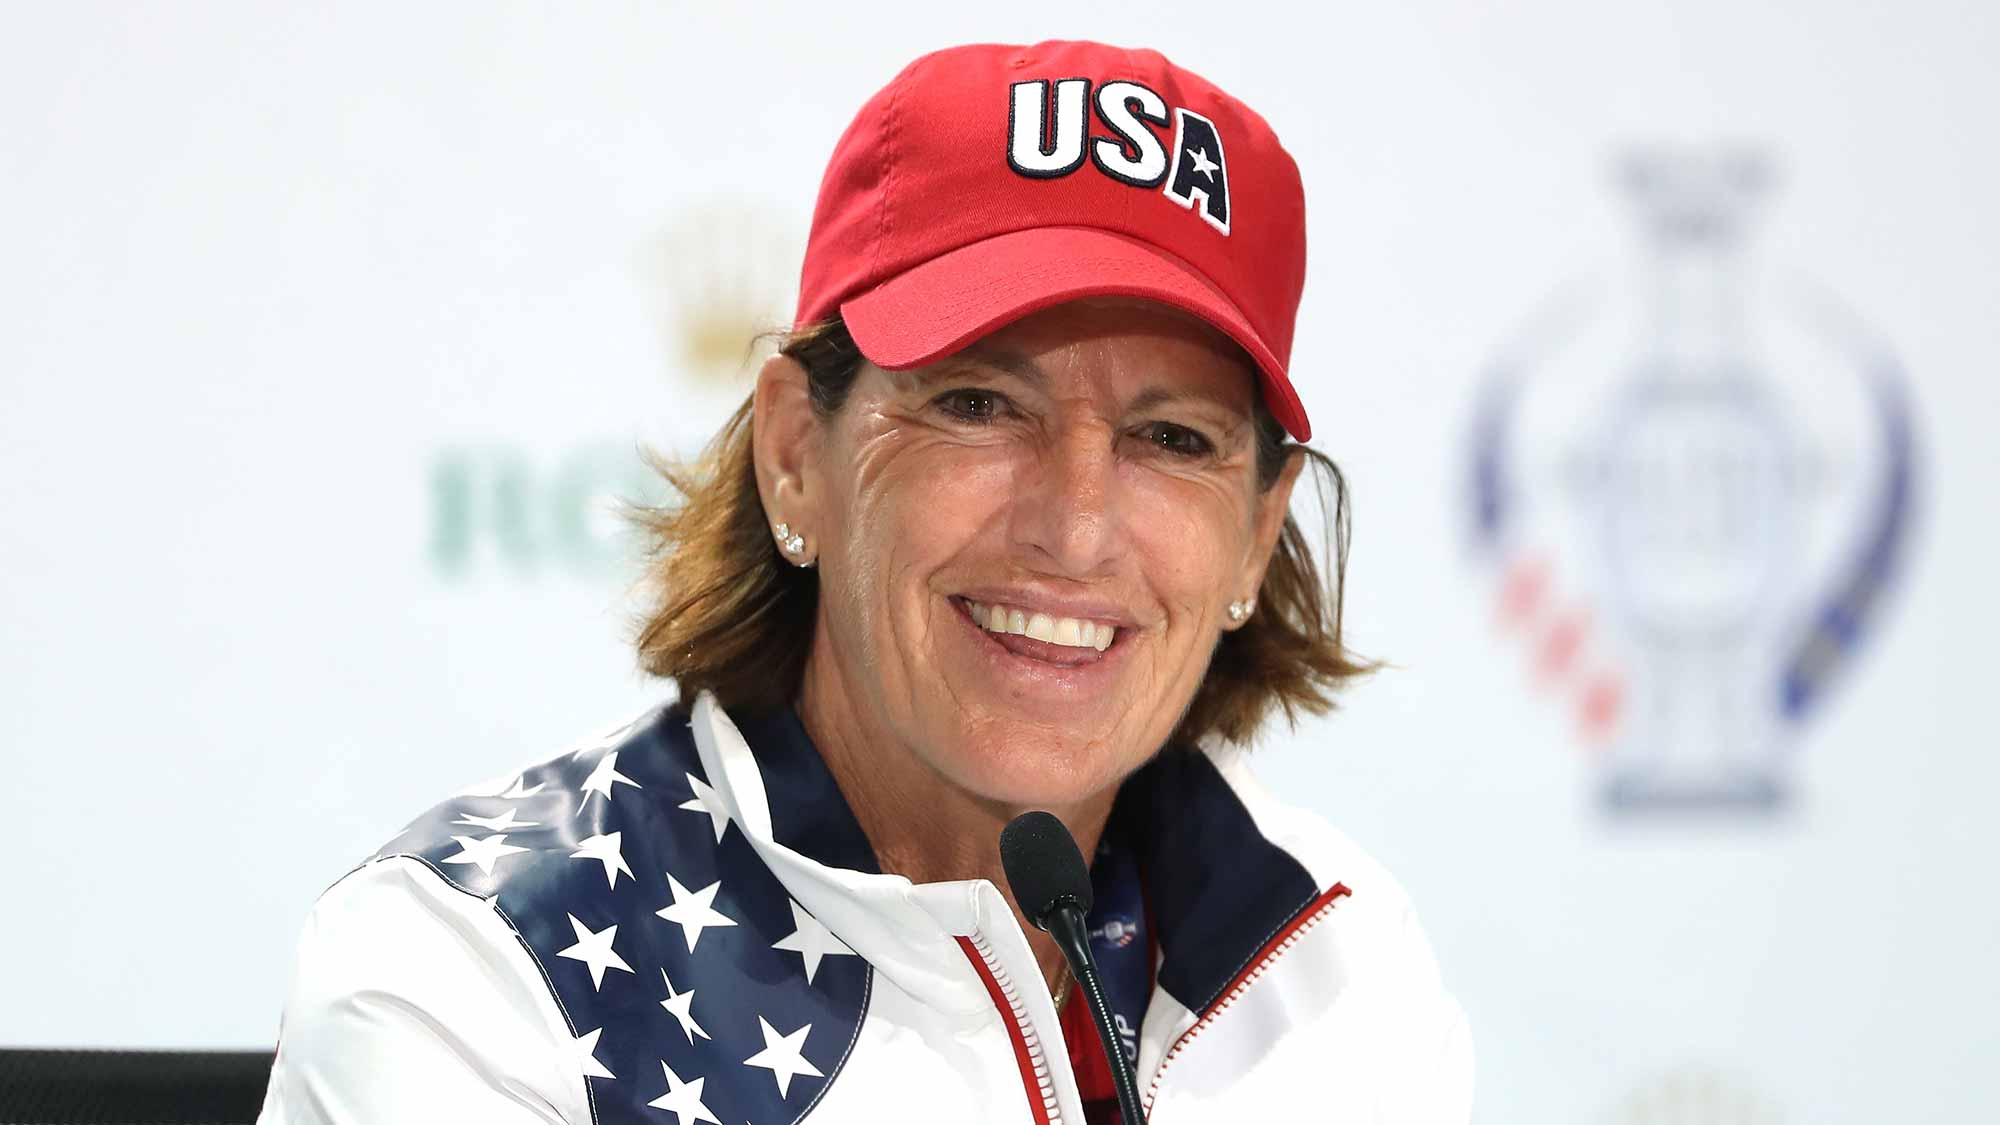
<box><xmin>260</xmin><ymin>40</ymin><xmax>1470</xmax><ymax>1125</ymax></box>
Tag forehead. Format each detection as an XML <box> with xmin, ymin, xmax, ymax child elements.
<box><xmin>917</xmin><ymin>297</ymin><xmax>1260</xmax><ymax>410</ymax></box>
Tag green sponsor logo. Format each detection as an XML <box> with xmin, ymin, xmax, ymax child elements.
<box><xmin>429</xmin><ymin>442</ymin><xmax>666</xmax><ymax>580</ymax></box>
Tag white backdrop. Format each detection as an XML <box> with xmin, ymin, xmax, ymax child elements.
<box><xmin>4</xmin><ymin>3</ymin><xmax>1997</xmax><ymax>1121</ymax></box>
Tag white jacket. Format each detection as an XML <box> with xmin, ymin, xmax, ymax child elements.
<box><xmin>260</xmin><ymin>694</ymin><xmax>1472</xmax><ymax>1124</ymax></box>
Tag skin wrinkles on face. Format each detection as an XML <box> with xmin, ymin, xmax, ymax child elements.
<box><xmin>762</xmin><ymin>297</ymin><xmax>1301</xmax><ymax>981</ymax></box>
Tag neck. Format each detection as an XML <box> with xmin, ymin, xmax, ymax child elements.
<box><xmin>795</xmin><ymin>627</ymin><xmax>1116</xmax><ymax>998</ymax></box>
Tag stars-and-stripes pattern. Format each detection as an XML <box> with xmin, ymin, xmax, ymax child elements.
<box><xmin>378</xmin><ymin>706</ymin><xmax>871</xmax><ymax>1124</ymax></box>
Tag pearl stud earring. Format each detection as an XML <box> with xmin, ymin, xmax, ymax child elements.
<box><xmin>1227</xmin><ymin>599</ymin><xmax>1255</xmax><ymax>623</ymax></box>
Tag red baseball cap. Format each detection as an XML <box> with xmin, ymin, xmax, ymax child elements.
<box><xmin>795</xmin><ymin>41</ymin><xmax>1313</xmax><ymax>441</ymax></box>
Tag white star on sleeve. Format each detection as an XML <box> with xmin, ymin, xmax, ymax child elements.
<box><xmin>647</xmin><ymin>1060</ymin><xmax>721</xmax><ymax>1125</ymax></box>
<box><xmin>440</xmin><ymin>833</ymin><xmax>530</xmax><ymax>877</ymax></box>
<box><xmin>677</xmin><ymin>772</ymin><xmax>732</xmax><ymax>842</ymax></box>
<box><xmin>556</xmin><ymin>913</ymin><xmax>634</xmax><ymax>990</ymax></box>
<box><xmin>742</xmin><ymin>1017</ymin><xmax>823</xmax><ymax>1099</ymax></box>
<box><xmin>452</xmin><ymin>807</ymin><xmax>540</xmax><ymax>831</ymax></box>
<box><xmin>1187</xmin><ymin>145</ymin><xmax>1220</xmax><ymax>180</ymax></box>
<box><xmin>659</xmin><ymin>968</ymin><xmax>711</xmax><ymax>1043</ymax></box>
<box><xmin>770</xmin><ymin>900</ymin><xmax>856</xmax><ymax>985</ymax></box>
<box><xmin>569</xmin><ymin>832</ymin><xmax>634</xmax><ymax>889</ymax></box>
<box><xmin>654</xmin><ymin>873</ymin><xmax>738</xmax><ymax>952</ymax></box>
<box><xmin>577</xmin><ymin>750</ymin><xmax>641</xmax><ymax>814</ymax></box>
<box><xmin>572</xmin><ymin>1026</ymin><xmax>615</xmax><ymax>1080</ymax></box>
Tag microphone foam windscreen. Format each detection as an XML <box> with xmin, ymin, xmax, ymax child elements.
<box><xmin>999</xmin><ymin>810</ymin><xmax>1094</xmax><ymax>922</ymax></box>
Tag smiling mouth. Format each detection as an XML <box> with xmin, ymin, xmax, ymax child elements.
<box><xmin>954</xmin><ymin>597</ymin><xmax>1118</xmax><ymax>655</ymax></box>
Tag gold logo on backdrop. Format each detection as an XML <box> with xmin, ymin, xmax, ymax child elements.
<box><xmin>644</xmin><ymin>201</ymin><xmax>802</xmax><ymax>384</ymax></box>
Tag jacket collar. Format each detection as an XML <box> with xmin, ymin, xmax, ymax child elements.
<box><xmin>683</xmin><ymin>692</ymin><xmax>1324</xmax><ymax>1018</ymax></box>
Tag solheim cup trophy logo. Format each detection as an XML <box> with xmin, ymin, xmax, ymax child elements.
<box><xmin>1467</xmin><ymin>148</ymin><xmax>1918</xmax><ymax>813</ymax></box>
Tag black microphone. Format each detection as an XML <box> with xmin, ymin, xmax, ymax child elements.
<box><xmin>1000</xmin><ymin>811</ymin><xmax>1147</xmax><ymax>1125</ymax></box>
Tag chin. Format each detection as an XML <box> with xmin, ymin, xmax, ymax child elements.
<box><xmin>922</xmin><ymin>716</ymin><xmax>1139</xmax><ymax>811</ymax></box>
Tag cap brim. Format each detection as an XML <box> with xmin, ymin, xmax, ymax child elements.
<box><xmin>838</xmin><ymin>226</ymin><xmax>1310</xmax><ymax>441</ymax></box>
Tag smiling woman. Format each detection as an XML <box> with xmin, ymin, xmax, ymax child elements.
<box><xmin>258</xmin><ymin>39</ymin><xmax>1470</xmax><ymax>1125</ymax></box>
<box><xmin>636</xmin><ymin>306</ymin><xmax>1362</xmax><ymax>758</ymax></box>
<box><xmin>638</xmin><ymin>295</ymin><xmax>1365</xmax><ymax>901</ymax></box>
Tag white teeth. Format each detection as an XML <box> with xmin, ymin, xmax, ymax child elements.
<box><xmin>964</xmin><ymin>600</ymin><xmax>1117</xmax><ymax>652</ymax></box>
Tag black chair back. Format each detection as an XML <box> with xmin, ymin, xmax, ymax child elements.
<box><xmin>0</xmin><ymin>1049</ymin><xmax>272</xmax><ymax>1125</ymax></box>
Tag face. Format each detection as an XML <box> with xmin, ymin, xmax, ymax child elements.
<box><xmin>763</xmin><ymin>298</ymin><xmax>1300</xmax><ymax>811</ymax></box>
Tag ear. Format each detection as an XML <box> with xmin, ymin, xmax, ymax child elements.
<box><xmin>752</xmin><ymin>352</ymin><xmax>820</xmax><ymax>534</ymax></box>
<box><xmin>1229</xmin><ymin>449</ymin><xmax>1306</xmax><ymax>628</ymax></box>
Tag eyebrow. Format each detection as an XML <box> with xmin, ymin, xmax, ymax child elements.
<box><xmin>1128</xmin><ymin>385</ymin><xmax>1248</xmax><ymax>418</ymax></box>
<box><xmin>919</xmin><ymin>345</ymin><xmax>1048</xmax><ymax>388</ymax></box>
<box><xmin>919</xmin><ymin>346</ymin><xmax>1251</xmax><ymax>424</ymax></box>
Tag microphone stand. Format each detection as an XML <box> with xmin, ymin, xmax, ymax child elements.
<box><xmin>1000</xmin><ymin>810</ymin><xmax>1148</xmax><ymax>1124</ymax></box>
<box><xmin>1042</xmin><ymin>902</ymin><xmax>1147</xmax><ymax>1125</ymax></box>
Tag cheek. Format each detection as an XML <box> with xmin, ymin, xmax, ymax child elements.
<box><xmin>1126</xmin><ymin>473</ymin><xmax>1252</xmax><ymax>614</ymax></box>
<box><xmin>831</xmin><ymin>436</ymin><xmax>1017</xmax><ymax>641</ymax></box>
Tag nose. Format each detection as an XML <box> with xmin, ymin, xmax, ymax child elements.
<box><xmin>1010</xmin><ymin>414</ymin><xmax>1122</xmax><ymax>577</ymax></box>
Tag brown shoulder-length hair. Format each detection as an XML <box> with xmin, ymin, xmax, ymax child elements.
<box><xmin>632</xmin><ymin>317</ymin><xmax>1371</xmax><ymax>746</ymax></box>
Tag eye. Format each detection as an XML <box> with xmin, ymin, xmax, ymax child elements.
<box><xmin>1135</xmin><ymin>421</ymin><xmax>1216</xmax><ymax>459</ymax></box>
<box><xmin>933</xmin><ymin>388</ymin><xmax>1008</xmax><ymax>422</ymax></box>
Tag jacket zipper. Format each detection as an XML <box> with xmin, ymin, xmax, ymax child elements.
<box><xmin>958</xmin><ymin>932</ymin><xmax>1064</xmax><ymax>1125</ymax></box>
<box><xmin>1143</xmin><ymin>883</ymin><xmax>1352</xmax><ymax>1114</ymax></box>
